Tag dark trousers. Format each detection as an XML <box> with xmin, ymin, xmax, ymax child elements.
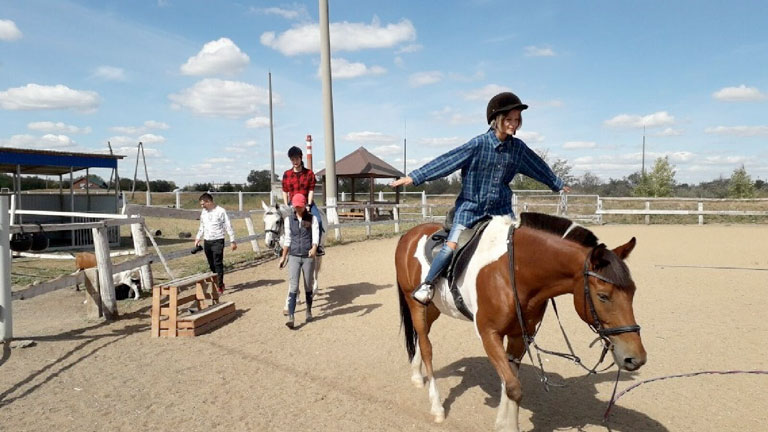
<box><xmin>204</xmin><ymin>238</ymin><xmax>225</xmax><ymax>286</ymax></box>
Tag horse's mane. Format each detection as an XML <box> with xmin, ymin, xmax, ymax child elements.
<box><xmin>519</xmin><ymin>212</ymin><xmax>598</xmax><ymax>247</ymax></box>
<box><xmin>519</xmin><ymin>212</ymin><xmax>634</xmax><ymax>290</ymax></box>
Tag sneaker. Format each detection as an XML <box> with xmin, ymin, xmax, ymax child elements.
<box><xmin>285</xmin><ymin>314</ymin><xmax>295</xmax><ymax>329</ymax></box>
<box><xmin>306</xmin><ymin>310</ymin><xmax>313</xmax><ymax>322</ymax></box>
<box><xmin>411</xmin><ymin>282</ymin><xmax>434</xmax><ymax>306</ymax></box>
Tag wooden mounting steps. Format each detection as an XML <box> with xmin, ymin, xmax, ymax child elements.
<box><xmin>151</xmin><ymin>272</ymin><xmax>237</xmax><ymax>338</ymax></box>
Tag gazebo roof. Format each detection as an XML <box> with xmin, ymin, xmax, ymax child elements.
<box><xmin>0</xmin><ymin>147</ymin><xmax>124</xmax><ymax>176</ymax></box>
<box><xmin>316</xmin><ymin>146</ymin><xmax>404</xmax><ymax>179</ymax></box>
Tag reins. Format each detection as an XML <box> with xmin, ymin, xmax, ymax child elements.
<box><xmin>505</xmin><ymin>226</ymin><xmax>641</xmax><ymax>392</ymax></box>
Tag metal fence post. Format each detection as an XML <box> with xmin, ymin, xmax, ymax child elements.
<box><xmin>1</xmin><ymin>192</ymin><xmax>12</xmax><ymax>341</ymax></box>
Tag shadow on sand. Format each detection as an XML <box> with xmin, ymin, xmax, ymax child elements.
<box><xmin>309</xmin><ymin>282</ymin><xmax>391</xmax><ymax>322</ymax></box>
<box><xmin>436</xmin><ymin>356</ymin><xmax>667</xmax><ymax>432</ymax></box>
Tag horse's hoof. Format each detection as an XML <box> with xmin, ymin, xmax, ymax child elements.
<box><xmin>411</xmin><ymin>375</ymin><xmax>424</xmax><ymax>388</ymax></box>
<box><xmin>433</xmin><ymin>413</ymin><xmax>445</xmax><ymax>423</ymax></box>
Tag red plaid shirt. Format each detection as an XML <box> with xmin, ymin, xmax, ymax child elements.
<box><xmin>282</xmin><ymin>167</ymin><xmax>316</xmax><ymax>201</ymax></box>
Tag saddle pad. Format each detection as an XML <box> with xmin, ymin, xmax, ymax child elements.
<box><xmin>413</xmin><ymin>216</ymin><xmax>518</xmax><ymax>336</ymax></box>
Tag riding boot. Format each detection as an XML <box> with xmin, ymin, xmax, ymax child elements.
<box><xmin>286</xmin><ymin>291</ymin><xmax>298</xmax><ymax>328</ymax></box>
<box><xmin>305</xmin><ymin>290</ymin><xmax>314</xmax><ymax>322</ymax></box>
<box><xmin>412</xmin><ymin>244</ymin><xmax>454</xmax><ymax>305</ymax></box>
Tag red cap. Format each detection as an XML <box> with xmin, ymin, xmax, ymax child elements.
<box><xmin>291</xmin><ymin>193</ymin><xmax>307</xmax><ymax>208</ymax></box>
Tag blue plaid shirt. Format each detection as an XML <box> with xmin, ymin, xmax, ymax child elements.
<box><xmin>410</xmin><ymin>129</ymin><xmax>564</xmax><ymax>227</ymax></box>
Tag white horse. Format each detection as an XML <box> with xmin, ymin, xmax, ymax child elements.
<box><xmin>262</xmin><ymin>201</ymin><xmax>325</xmax><ymax>305</ymax></box>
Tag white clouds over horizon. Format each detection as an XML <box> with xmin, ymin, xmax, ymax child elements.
<box><xmin>0</xmin><ymin>19</ymin><xmax>22</xmax><ymax>41</ymax></box>
<box><xmin>0</xmin><ymin>84</ymin><xmax>99</xmax><ymax>111</ymax></box>
<box><xmin>92</xmin><ymin>66</ymin><xmax>127</xmax><ymax>81</ymax></box>
<box><xmin>28</xmin><ymin>121</ymin><xmax>92</xmax><ymax>134</ymax></box>
<box><xmin>712</xmin><ymin>85</ymin><xmax>767</xmax><ymax>102</ymax></box>
<box><xmin>524</xmin><ymin>45</ymin><xmax>555</xmax><ymax>57</ymax></box>
<box><xmin>180</xmin><ymin>38</ymin><xmax>250</xmax><ymax>76</ymax></box>
<box><xmin>704</xmin><ymin>125</ymin><xmax>768</xmax><ymax>137</ymax></box>
<box><xmin>409</xmin><ymin>71</ymin><xmax>443</xmax><ymax>87</ymax></box>
<box><xmin>168</xmin><ymin>78</ymin><xmax>274</xmax><ymax>117</ymax></box>
<box><xmin>260</xmin><ymin>18</ymin><xmax>416</xmax><ymax>56</ymax></box>
<box><xmin>1</xmin><ymin>133</ymin><xmax>75</xmax><ymax>149</ymax></box>
<box><xmin>253</xmin><ymin>6</ymin><xmax>308</xmax><ymax>20</ymax></box>
<box><xmin>563</xmin><ymin>141</ymin><xmax>597</xmax><ymax>149</ymax></box>
<box><xmin>343</xmin><ymin>131</ymin><xmax>398</xmax><ymax>144</ymax></box>
<box><xmin>245</xmin><ymin>116</ymin><xmax>270</xmax><ymax>128</ymax></box>
<box><xmin>110</xmin><ymin>120</ymin><xmax>169</xmax><ymax>135</ymax></box>
<box><xmin>325</xmin><ymin>57</ymin><xmax>386</xmax><ymax>79</ymax></box>
<box><xmin>604</xmin><ymin>111</ymin><xmax>676</xmax><ymax>129</ymax></box>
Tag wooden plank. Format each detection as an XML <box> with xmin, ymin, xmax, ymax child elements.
<box><xmin>168</xmin><ymin>287</ymin><xmax>178</xmax><ymax>338</ymax></box>
<box><xmin>191</xmin><ymin>310</ymin><xmax>237</xmax><ymax>336</ymax></box>
<box><xmin>151</xmin><ymin>286</ymin><xmax>161</xmax><ymax>338</ymax></box>
<box><xmin>11</xmin><ymin>272</ymin><xmax>85</xmax><ymax>300</ymax></box>
<box><xmin>158</xmin><ymin>272</ymin><xmax>217</xmax><ymax>289</ymax></box>
<box><xmin>124</xmin><ymin>204</ymin><xmax>251</xmax><ymax>220</ymax></box>
<box><xmin>93</xmin><ymin>226</ymin><xmax>117</xmax><ymax>320</ymax></box>
<box><xmin>178</xmin><ymin>302</ymin><xmax>235</xmax><ymax>326</ymax></box>
<box><xmin>83</xmin><ymin>268</ymin><xmax>101</xmax><ymax>320</ymax></box>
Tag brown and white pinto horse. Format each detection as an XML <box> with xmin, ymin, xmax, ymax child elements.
<box><xmin>395</xmin><ymin>213</ymin><xmax>646</xmax><ymax>432</ymax></box>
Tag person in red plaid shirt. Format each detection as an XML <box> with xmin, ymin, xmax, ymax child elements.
<box><xmin>282</xmin><ymin>146</ymin><xmax>324</xmax><ymax>254</ymax></box>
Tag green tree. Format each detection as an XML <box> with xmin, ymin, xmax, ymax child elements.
<box><xmin>246</xmin><ymin>170</ymin><xmax>278</xmax><ymax>192</ymax></box>
<box><xmin>511</xmin><ymin>150</ymin><xmax>573</xmax><ymax>190</ymax></box>
<box><xmin>727</xmin><ymin>165</ymin><xmax>755</xmax><ymax>198</ymax></box>
<box><xmin>575</xmin><ymin>171</ymin><xmax>602</xmax><ymax>194</ymax></box>
<box><xmin>633</xmin><ymin>156</ymin><xmax>676</xmax><ymax>197</ymax></box>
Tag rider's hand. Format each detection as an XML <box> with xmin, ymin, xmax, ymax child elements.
<box><xmin>561</xmin><ymin>186</ymin><xmax>571</xmax><ymax>194</ymax></box>
<box><xmin>231</xmin><ymin>241</ymin><xmax>237</xmax><ymax>251</ymax></box>
<box><xmin>308</xmin><ymin>245</ymin><xmax>317</xmax><ymax>258</ymax></box>
<box><xmin>279</xmin><ymin>255</ymin><xmax>287</xmax><ymax>268</ymax></box>
<box><xmin>389</xmin><ymin>176</ymin><xmax>413</xmax><ymax>188</ymax></box>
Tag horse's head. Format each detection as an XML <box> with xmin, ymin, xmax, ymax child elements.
<box><xmin>262</xmin><ymin>201</ymin><xmax>285</xmax><ymax>256</ymax></box>
<box><xmin>576</xmin><ymin>237</ymin><xmax>647</xmax><ymax>372</ymax></box>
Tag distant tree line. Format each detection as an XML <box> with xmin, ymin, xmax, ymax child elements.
<box><xmin>4</xmin><ymin>162</ymin><xmax>766</xmax><ymax>199</ymax></box>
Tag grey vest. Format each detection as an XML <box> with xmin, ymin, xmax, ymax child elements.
<box><xmin>288</xmin><ymin>214</ymin><xmax>313</xmax><ymax>257</ymax></box>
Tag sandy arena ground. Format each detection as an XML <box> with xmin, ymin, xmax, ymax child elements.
<box><xmin>2</xmin><ymin>224</ymin><xmax>767</xmax><ymax>431</ymax></box>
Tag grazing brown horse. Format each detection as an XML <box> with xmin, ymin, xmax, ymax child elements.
<box><xmin>395</xmin><ymin>213</ymin><xmax>647</xmax><ymax>431</ymax></box>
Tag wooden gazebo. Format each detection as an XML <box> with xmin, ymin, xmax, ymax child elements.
<box><xmin>316</xmin><ymin>146</ymin><xmax>405</xmax><ymax>206</ymax></box>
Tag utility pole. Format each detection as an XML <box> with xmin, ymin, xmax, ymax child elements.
<box><xmin>319</xmin><ymin>0</ymin><xmax>338</xmax><ymax>226</ymax></box>
<box><xmin>402</xmin><ymin>120</ymin><xmax>407</xmax><ymax>192</ymax></box>
<box><xmin>269</xmin><ymin>71</ymin><xmax>276</xmax><ymax>205</ymax></box>
<box><xmin>641</xmin><ymin>125</ymin><xmax>646</xmax><ymax>177</ymax></box>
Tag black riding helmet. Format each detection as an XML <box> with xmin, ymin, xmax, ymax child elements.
<box><xmin>486</xmin><ymin>92</ymin><xmax>528</xmax><ymax>124</ymax></box>
<box><xmin>287</xmin><ymin>146</ymin><xmax>303</xmax><ymax>158</ymax></box>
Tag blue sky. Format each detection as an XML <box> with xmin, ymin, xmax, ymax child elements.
<box><xmin>1</xmin><ymin>0</ymin><xmax>767</xmax><ymax>187</ymax></box>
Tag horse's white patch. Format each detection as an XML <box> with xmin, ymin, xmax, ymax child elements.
<box><xmin>413</xmin><ymin>216</ymin><xmax>517</xmax><ymax>338</ymax></box>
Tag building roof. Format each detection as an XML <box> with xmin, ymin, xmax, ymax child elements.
<box><xmin>316</xmin><ymin>146</ymin><xmax>404</xmax><ymax>179</ymax></box>
<box><xmin>0</xmin><ymin>147</ymin><xmax>124</xmax><ymax>176</ymax></box>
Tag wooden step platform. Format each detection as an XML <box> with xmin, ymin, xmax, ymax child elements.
<box><xmin>151</xmin><ymin>272</ymin><xmax>237</xmax><ymax>338</ymax></box>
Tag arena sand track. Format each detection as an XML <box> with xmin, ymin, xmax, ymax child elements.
<box><xmin>2</xmin><ymin>224</ymin><xmax>767</xmax><ymax>431</ymax></box>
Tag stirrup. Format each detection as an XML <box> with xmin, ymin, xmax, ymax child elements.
<box><xmin>412</xmin><ymin>282</ymin><xmax>435</xmax><ymax>306</ymax></box>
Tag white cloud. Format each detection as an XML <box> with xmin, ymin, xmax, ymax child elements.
<box><xmin>604</xmin><ymin>111</ymin><xmax>675</xmax><ymax>129</ymax></box>
<box><xmin>524</xmin><ymin>45</ymin><xmax>555</xmax><ymax>57</ymax></box>
<box><xmin>516</xmin><ymin>131</ymin><xmax>544</xmax><ymax>143</ymax></box>
<box><xmin>1</xmin><ymin>133</ymin><xmax>75</xmax><ymax>149</ymax></box>
<box><xmin>114</xmin><ymin>145</ymin><xmax>162</xmax><ymax>157</ymax></box>
<box><xmin>180</xmin><ymin>38</ymin><xmax>250</xmax><ymax>76</ymax></box>
<box><xmin>418</xmin><ymin>137</ymin><xmax>463</xmax><ymax>147</ymax></box>
<box><xmin>409</xmin><ymin>71</ymin><xmax>443</xmax><ymax>87</ymax></box>
<box><xmin>344</xmin><ymin>131</ymin><xmax>397</xmax><ymax>144</ymax></box>
<box><xmin>225</xmin><ymin>140</ymin><xmax>260</xmax><ymax>153</ymax></box>
<box><xmin>704</xmin><ymin>125</ymin><xmax>768</xmax><ymax>136</ymax></box>
<box><xmin>260</xmin><ymin>18</ymin><xmax>416</xmax><ymax>56</ymax></box>
<box><xmin>563</xmin><ymin>141</ymin><xmax>596</xmax><ymax>149</ymax></box>
<box><xmin>245</xmin><ymin>116</ymin><xmax>270</xmax><ymax>128</ymax></box>
<box><xmin>108</xmin><ymin>136</ymin><xmax>138</xmax><ymax>146</ymax></box>
<box><xmin>712</xmin><ymin>85</ymin><xmax>767</xmax><ymax>102</ymax></box>
<box><xmin>92</xmin><ymin>66</ymin><xmax>126</xmax><ymax>81</ymax></box>
<box><xmin>169</xmin><ymin>78</ymin><xmax>274</xmax><ymax>117</ymax></box>
<box><xmin>653</xmin><ymin>127</ymin><xmax>683</xmax><ymax>136</ymax></box>
<box><xmin>431</xmin><ymin>106</ymin><xmax>478</xmax><ymax>125</ymax></box>
<box><xmin>208</xmin><ymin>157</ymin><xmax>235</xmax><ymax>164</ymax></box>
<box><xmin>254</xmin><ymin>6</ymin><xmax>308</xmax><ymax>20</ymax></box>
<box><xmin>138</xmin><ymin>133</ymin><xmax>166</xmax><ymax>144</ymax></box>
<box><xmin>462</xmin><ymin>84</ymin><xmax>511</xmax><ymax>101</ymax></box>
<box><xmin>324</xmin><ymin>57</ymin><xmax>386</xmax><ymax>79</ymax></box>
<box><xmin>144</xmin><ymin>120</ymin><xmax>169</xmax><ymax>130</ymax></box>
<box><xmin>0</xmin><ymin>84</ymin><xmax>99</xmax><ymax>111</ymax></box>
<box><xmin>27</xmin><ymin>121</ymin><xmax>91</xmax><ymax>134</ymax></box>
<box><xmin>371</xmin><ymin>144</ymin><xmax>401</xmax><ymax>156</ymax></box>
<box><xmin>0</xmin><ymin>19</ymin><xmax>22</xmax><ymax>41</ymax></box>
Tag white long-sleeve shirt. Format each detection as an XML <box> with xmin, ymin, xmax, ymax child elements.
<box><xmin>196</xmin><ymin>205</ymin><xmax>236</xmax><ymax>242</ymax></box>
<box><xmin>282</xmin><ymin>214</ymin><xmax>319</xmax><ymax>247</ymax></box>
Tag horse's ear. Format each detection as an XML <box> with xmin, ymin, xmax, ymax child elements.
<box><xmin>261</xmin><ymin>201</ymin><xmax>270</xmax><ymax>211</ymax></box>
<box><xmin>590</xmin><ymin>244</ymin><xmax>611</xmax><ymax>270</ymax></box>
<box><xmin>612</xmin><ymin>237</ymin><xmax>636</xmax><ymax>260</ymax></box>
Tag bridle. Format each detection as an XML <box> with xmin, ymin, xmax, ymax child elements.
<box><xmin>506</xmin><ymin>226</ymin><xmax>641</xmax><ymax>388</ymax></box>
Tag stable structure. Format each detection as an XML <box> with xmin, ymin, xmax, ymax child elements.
<box><xmin>0</xmin><ymin>147</ymin><xmax>124</xmax><ymax>248</ymax></box>
<box><xmin>316</xmin><ymin>146</ymin><xmax>404</xmax><ymax>206</ymax></box>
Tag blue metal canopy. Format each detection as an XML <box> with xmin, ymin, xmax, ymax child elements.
<box><xmin>0</xmin><ymin>148</ymin><xmax>124</xmax><ymax>175</ymax></box>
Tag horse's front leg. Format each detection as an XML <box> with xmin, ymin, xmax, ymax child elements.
<box><xmin>312</xmin><ymin>256</ymin><xmax>322</xmax><ymax>294</ymax></box>
<box><xmin>494</xmin><ymin>336</ymin><xmax>525</xmax><ymax>432</ymax></box>
<box><xmin>479</xmin><ymin>330</ymin><xmax>522</xmax><ymax>432</ymax></box>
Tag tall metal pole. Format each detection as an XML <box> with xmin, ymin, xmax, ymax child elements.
<box><xmin>1</xmin><ymin>191</ymin><xmax>12</xmax><ymax>341</ymax></box>
<box><xmin>641</xmin><ymin>125</ymin><xmax>646</xmax><ymax>177</ymax></box>
<box><xmin>403</xmin><ymin>120</ymin><xmax>407</xmax><ymax>193</ymax></box>
<box><xmin>319</xmin><ymin>0</ymin><xmax>338</xmax><ymax>225</ymax></box>
<box><xmin>269</xmin><ymin>71</ymin><xmax>276</xmax><ymax>201</ymax></box>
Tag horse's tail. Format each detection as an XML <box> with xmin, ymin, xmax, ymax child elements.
<box><xmin>397</xmin><ymin>281</ymin><xmax>418</xmax><ymax>362</ymax></box>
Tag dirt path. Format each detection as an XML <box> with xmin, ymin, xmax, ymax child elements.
<box><xmin>2</xmin><ymin>224</ymin><xmax>767</xmax><ymax>431</ymax></box>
